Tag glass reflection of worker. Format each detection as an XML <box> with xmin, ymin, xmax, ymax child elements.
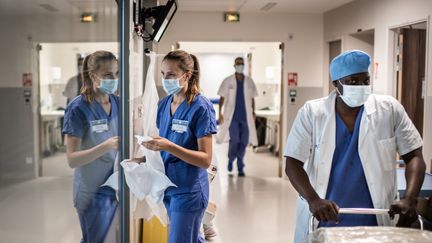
<box><xmin>284</xmin><ymin>50</ymin><xmax>426</xmax><ymax>243</ymax></box>
<box><xmin>62</xmin><ymin>51</ymin><xmax>119</xmax><ymax>243</ymax></box>
<box><xmin>216</xmin><ymin>57</ymin><xmax>258</xmax><ymax>177</ymax></box>
<box><xmin>64</xmin><ymin>55</ymin><xmax>84</xmax><ymax>105</ymax></box>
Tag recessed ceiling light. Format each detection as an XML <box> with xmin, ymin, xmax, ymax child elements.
<box><xmin>81</xmin><ymin>13</ymin><xmax>97</xmax><ymax>23</ymax></box>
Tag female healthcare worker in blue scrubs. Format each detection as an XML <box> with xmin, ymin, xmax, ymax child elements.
<box><xmin>143</xmin><ymin>50</ymin><xmax>217</xmax><ymax>243</ymax></box>
<box><xmin>63</xmin><ymin>51</ymin><xmax>119</xmax><ymax>243</ymax></box>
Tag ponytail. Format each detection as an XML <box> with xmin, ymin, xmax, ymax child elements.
<box><xmin>186</xmin><ymin>54</ymin><xmax>200</xmax><ymax>104</ymax></box>
<box><xmin>80</xmin><ymin>55</ymin><xmax>95</xmax><ymax>103</ymax></box>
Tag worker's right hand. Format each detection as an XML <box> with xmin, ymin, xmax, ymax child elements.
<box><xmin>309</xmin><ymin>198</ymin><xmax>339</xmax><ymax>223</ymax></box>
<box><xmin>218</xmin><ymin>114</ymin><xmax>224</xmax><ymax>125</ymax></box>
<box><xmin>104</xmin><ymin>136</ymin><xmax>119</xmax><ymax>150</ymax></box>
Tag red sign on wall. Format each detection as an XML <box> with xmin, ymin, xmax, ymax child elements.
<box><xmin>22</xmin><ymin>73</ymin><xmax>33</xmax><ymax>87</ymax></box>
<box><xmin>288</xmin><ymin>72</ymin><xmax>298</xmax><ymax>86</ymax></box>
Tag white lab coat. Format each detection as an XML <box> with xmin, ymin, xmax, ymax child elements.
<box><xmin>284</xmin><ymin>91</ymin><xmax>423</xmax><ymax>243</ymax></box>
<box><xmin>216</xmin><ymin>74</ymin><xmax>258</xmax><ymax>145</ymax></box>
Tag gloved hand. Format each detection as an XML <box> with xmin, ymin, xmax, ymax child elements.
<box><xmin>389</xmin><ymin>197</ymin><xmax>418</xmax><ymax>227</ymax></box>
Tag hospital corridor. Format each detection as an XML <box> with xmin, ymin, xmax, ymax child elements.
<box><xmin>1</xmin><ymin>0</ymin><xmax>432</xmax><ymax>243</ymax></box>
<box><xmin>0</xmin><ymin>144</ymin><xmax>297</xmax><ymax>243</ymax></box>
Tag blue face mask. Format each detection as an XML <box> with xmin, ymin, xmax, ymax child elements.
<box><xmin>162</xmin><ymin>78</ymin><xmax>182</xmax><ymax>95</ymax></box>
<box><xmin>99</xmin><ymin>79</ymin><xmax>119</xmax><ymax>94</ymax></box>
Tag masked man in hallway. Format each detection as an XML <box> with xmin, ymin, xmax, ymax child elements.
<box><xmin>284</xmin><ymin>50</ymin><xmax>426</xmax><ymax>243</ymax></box>
<box><xmin>217</xmin><ymin>57</ymin><xmax>258</xmax><ymax>176</ymax></box>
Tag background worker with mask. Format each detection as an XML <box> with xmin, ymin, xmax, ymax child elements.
<box><xmin>284</xmin><ymin>50</ymin><xmax>426</xmax><ymax>243</ymax></box>
<box><xmin>64</xmin><ymin>55</ymin><xmax>84</xmax><ymax>105</ymax></box>
<box><xmin>217</xmin><ymin>57</ymin><xmax>258</xmax><ymax>176</ymax></box>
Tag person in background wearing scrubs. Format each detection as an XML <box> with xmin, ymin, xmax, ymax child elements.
<box><xmin>62</xmin><ymin>51</ymin><xmax>119</xmax><ymax>243</ymax></box>
<box><xmin>142</xmin><ymin>50</ymin><xmax>217</xmax><ymax>243</ymax></box>
<box><xmin>63</xmin><ymin>55</ymin><xmax>84</xmax><ymax>105</ymax></box>
<box><xmin>284</xmin><ymin>50</ymin><xmax>426</xmax><ymax>243</ymax></box>
<box><xmin>217</xmin><ymin>57</ymin><xmax>258</xmax><ymax>176</ymax></box>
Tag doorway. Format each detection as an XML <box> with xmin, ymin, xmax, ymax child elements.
<box><xmin>392</xmin><ymin>22</ymin><xmax>427</xmax><ymax>136</ymax></box>
<box><xmin>37</xmin><ymin>42</ymin><xmax>118</xmax><ymax>177</ymax></box>
<box><xmin>179</xmin><ymin>41</ymin><xmax>283</xmax><ymax>177</ymax></box>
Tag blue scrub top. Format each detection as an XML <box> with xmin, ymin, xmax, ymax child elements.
<box><xmin>157</xmin><ymin>94</ymin><xmax>217</xmax><ymax>199</ymax></box>
<box><xmin>62</xmin><ymin>94</ymin><xmax>119</xmax><ymax>211</ymax></box>
<box><xmin>320</xmin><ymin>106</ymin><xmax>377</xmax><ymax>227</ymax></box>
<box><xmin>232</xmin><ymin>79</ymin><xmax>247</xmax><ymax>122</ymax></box>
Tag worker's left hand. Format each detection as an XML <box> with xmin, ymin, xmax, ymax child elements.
<box><xmin>142</xmin><ymin>137</ymin><xmax>173</xmax><ymax>152</ymax></box>
<box><xmin>389</xmin><ymin>197</ymin><xmax>418</xmax><ymax>227</ymax></box>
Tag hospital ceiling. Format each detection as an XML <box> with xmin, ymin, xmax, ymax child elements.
<box><xmin>178</xmin><ymin>0</ymin><xmax>354</xmax><ymax>13</ymax></box>
<box><xmin>0</xmin><ymin>0</ymin><xmax>353</xmax><ymax>16</ymax></box>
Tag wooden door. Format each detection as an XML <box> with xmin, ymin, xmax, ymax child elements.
<box><xmin>399</xmin><ymin>28</ymin><xmax>426</xmax><ymax>136</ymax></box>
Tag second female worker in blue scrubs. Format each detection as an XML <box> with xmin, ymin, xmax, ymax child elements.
<box><xmin>142</xmin><ymin>50</ymin><xmax>217</xmax><ymax>243</ymax></box>
<box><xmin>63</xmin><ymin>51</ymin><xmax>119</xmax><ymax>243</ymax></box>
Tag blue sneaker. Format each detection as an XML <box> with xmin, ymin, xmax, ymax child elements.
<box><xmin>238</xmin><ymin>171</ymin><xmax>246</xmax><ymax>177</ymax></box>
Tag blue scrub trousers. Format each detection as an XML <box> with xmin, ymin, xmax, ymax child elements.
<box><xmin>76</xmin><ymin>186</ymin><xmax>118</xmax><ymax>243</ymax></box>
<box><xmin>164</xmin><ymin>193</ymin><xmax>206</xmax><ymax>243</ymax></box>
<box><xmin>228</xmin><ymin>120</ymin><xmax>249</xmax><ymax>172</ymax></box>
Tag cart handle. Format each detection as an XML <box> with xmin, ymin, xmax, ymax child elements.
<box><xmin>308</xmin><ymin>208</ymin><xmax>424</xmax><ymax>233</ymax></box>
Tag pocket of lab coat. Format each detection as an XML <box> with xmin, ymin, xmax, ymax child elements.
<box><xmin>378</xmin><ymin>136</ymin><xmax>397</xmax><ymax>171</ymax></box>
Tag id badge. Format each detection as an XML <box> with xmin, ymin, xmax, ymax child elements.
<box><xmin>172</xmin><ymin>119</ymin><xmax>189</xmax><ymax>133</ymax></box>
<box><xmin>91</xmin><ymin>119</ymin><xmax>109</xmax><ymax>133</ymax></box>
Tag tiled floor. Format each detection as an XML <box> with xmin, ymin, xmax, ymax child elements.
<box><xmin>0</xmin><ymin>144</ymin><xmax>298</xmax><ymax>243</ymax></box>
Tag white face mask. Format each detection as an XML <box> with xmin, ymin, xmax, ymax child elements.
<box><xmin>235</xmin><ymin>65</ymin><xmax>244</xmax><ymax>73</ymax></box>
<box><xmin>336</xmin><ymin>81</ymin><xmax>371</xmax><ymax>107</ymax></box>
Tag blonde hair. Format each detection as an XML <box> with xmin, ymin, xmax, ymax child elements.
<box><xmin>163</xmin><ymin>50</ymin><xmax>200</xmax><ymax>104</ymax></box>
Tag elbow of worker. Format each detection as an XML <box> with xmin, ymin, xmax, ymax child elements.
<box><xmin>66</xmin><ymin>156</ymin><xmax>77</xmax><ymax>169</ymax></box>
<box><xmin>202</xmin><ymin>158</ymin><xmax>211</xmax><ymax>169</ymax></box>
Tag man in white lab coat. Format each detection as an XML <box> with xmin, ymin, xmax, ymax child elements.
<box><xmin>284</xmin><ymin>50</ymin><xmax>426</xmax><ymax>242</ymax></box>
<box><xmin>217</xmin><ymin>57</ymin><xmax>258</xmax><ymax>176</ymax></box>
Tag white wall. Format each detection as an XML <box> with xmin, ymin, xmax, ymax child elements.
<box><xmin>190</xmin><ymin>53</ymin><xmax>242</xmax><ymax>98</ymax></box>
<box><xmin>0</xmin><ymin>14</ymin><xmax>117</xmax><ymax>89</ymax></box>
<box><xmin>157</xmin><ymin>11</ymin><xmax>325</xmax><ymax>158</ymax></box>
<box><xmin>324</xmin><ymin>0</ymin><xmax>432</xmax><ymax>171</ymax></box>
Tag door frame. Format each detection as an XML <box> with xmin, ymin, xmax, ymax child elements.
<box><xmin>389</xmin><ymin>18</ymin><xmax>429</xmax><ymax>99</ymax></box>
<box><xmin>389</xmin><ymin>18</ymin><xmax>430</xmax><ymax>137</ymax></box>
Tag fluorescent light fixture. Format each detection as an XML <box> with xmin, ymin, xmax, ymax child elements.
<box><xmin>81</xmin><ymin>13</ymin><xmax>96</xmax><ymax>23</ymax></box>
<box><xmin>224</xmin><ymin>12</ymin><xmax>240</xmax><ymax>22</ymax></box>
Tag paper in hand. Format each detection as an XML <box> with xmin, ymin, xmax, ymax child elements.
<box><xmin>135</xmin><ymin>135</ymin><xmax>153</xmax><ymax>144</ymax></box>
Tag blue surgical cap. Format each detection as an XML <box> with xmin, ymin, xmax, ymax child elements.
<box><xmin>330</xmin><ymin>50</ymin><xmax>371</xmax><ymax>81</ymax></box>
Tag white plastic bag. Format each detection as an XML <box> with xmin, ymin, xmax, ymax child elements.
<box><xmin>121</xmin><ymin>160</ymin><xmax>175</xmax><ymax>203</ymax></box>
